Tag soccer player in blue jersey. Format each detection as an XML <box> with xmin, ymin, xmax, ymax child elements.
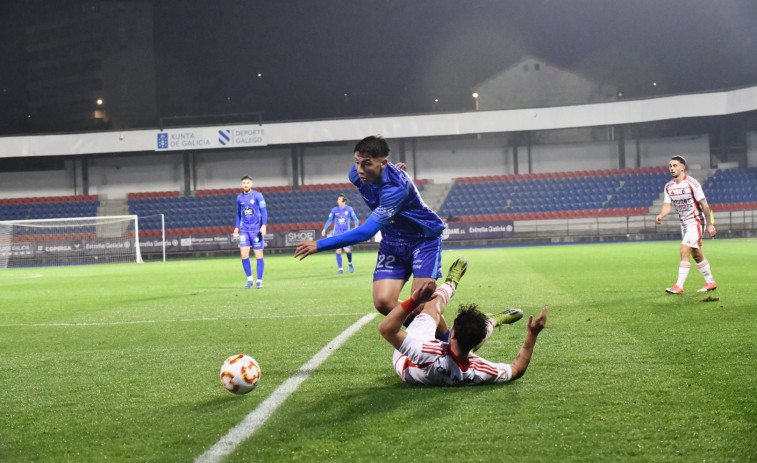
<box><xmin>232</xmin><ymin>176</ymin><xmax>267</xmax><ymax>289</ymax></box>
<box><xmin>321</xmin><ymin>194</ymin><xmax>359</xmax><ymax>274</ymax></box>
<box><xmin>295</xmin><ymin>136</ymin><xmax>448</xmax><ymax>335</ymax></box>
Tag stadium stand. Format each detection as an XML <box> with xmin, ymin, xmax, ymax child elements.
<box><xmin>438</xmin><ymin>167</ymin><xmax>669</xmax><ymax>221</ymax></box>
<box><xmin>121</xmin><ymin>167</ymin><xmax>757</xmax><ymax>235</ymax></box>
<box><xmin>127</xmin><ymin>180</ymin><xmax>428</xmax><ymax>236</ymax></box>
<box><xmin>702</xmin><ymin>167</ymin><xmax>757</xmax><ymax>211</ymax></box>
<box><xmin>0</xmin><ymin>195</ymin><xmax>101</xmax><ymax>242</ymax></box>
<box><xmin>3</xmin><ymin>169</ymin><xmax>754</xmax><ymax>249</ymax></box>
<box><xmin>5</xmin><ymin>168</ymin><xmax>757</xmax><ymax>237</ymax></box>
<box><xmin>0</xmin><ymin>195</ymin><xmax>100</xmax><ymax>222</ymax></box>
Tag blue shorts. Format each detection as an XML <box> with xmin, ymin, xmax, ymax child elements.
<box><xmin>239</xmin><ymin>230</ymin><xmax>265</xmax><ymax>250</ymax></box>
<box><xmin>373</xmin><ymin>235</ymin><xmax>442</xmax><ymax>282</ymax></box>
<box><xmin>332</xmin><ymin>228</ymin><xmax>351</xmax><ymax>249</ymax></box>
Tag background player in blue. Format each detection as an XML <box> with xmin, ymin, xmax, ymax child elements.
<box><xmin>295</xmin><ymin>136</ymin><xmax>447</xmax><ymax>334</ymax></box>
<box><xmin>321</xmin><ymin>194</ymin><xmax>359</xmax><ymax>274</ymax></box>
<box><xmin>232</xmin><ymin>176</ymin><xmax>267</xmax><ymax>289</ymax></box>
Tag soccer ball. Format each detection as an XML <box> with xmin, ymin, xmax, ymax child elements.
<box><xmin>220</xmin><ymin>354</ymin><xmax>261</xmax><ymax>394</ymax></box>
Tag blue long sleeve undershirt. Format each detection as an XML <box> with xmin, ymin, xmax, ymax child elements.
<box><xmin>322</xmin><ymin>215</ymin><xmax>333</xmax><ymax>231</ymax></box>
<box><xmin>316</xmin><ymin>217</ymin><xmax>382</xmax><ymax>252</ymax></box>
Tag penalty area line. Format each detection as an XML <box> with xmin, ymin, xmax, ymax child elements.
<box><xmin>194</xmin><ymin>312</ymin><xmax>377</xmax><ymax>463</ymax></box>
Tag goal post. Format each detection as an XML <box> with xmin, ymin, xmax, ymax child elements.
<box><xmin>135</xmin><ymin>213</ymin><xmax>167</xmax><ymax>263</ymax></box>
<box><xmin>0</xmin><ymin>215</ymin><xmax>154</xmax><ymax>269</ymax></box>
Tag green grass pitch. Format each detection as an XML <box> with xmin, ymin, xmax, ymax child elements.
<box><xmin>1</xmin><ymin>239</ymin><xmax>755</xmax><ymax>462</ymax></box>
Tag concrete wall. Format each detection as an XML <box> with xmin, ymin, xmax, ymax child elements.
<box><xmin>0</xmin><ymin>160</ymin><xmax>80</xmax><ymax>198</ymax></box>
<box><xmin>414</xmin><ymin>137</ymin><xmax>512</xmax><ymax>182</ymax></box>
<box><xmin>87</xmin><ymin>153</ymin><xmax>183</xmax><ymax>198</ymax></box>
<box><xmin>195</xmin><ymin>146</ymin><xmax>293</xmax><ymax>190</ymax></box>
<box><xmin>523</xmin><ymin>140</ymin><xmax>618</xmax><ymax>173</ymax></box>
<box><xmin>300</xmin><ymin>142</ymin><xmax>355</xmax><ymax>185</ymax></box>
<box><xmin>631</xmin><ymin>134</ymin><xmax>711</xmax><ymax>169</ymax></box>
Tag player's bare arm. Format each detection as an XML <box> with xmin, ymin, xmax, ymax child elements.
<box><xmin>378</xmin><ymin>281</ymin><xmax>437</xmax><ymax>350</ymax></box>
<box><xmin>699</xmin><ymin>198</ymin><xmax>717</xmax><ymax>237</ymax></box>
<box><xmin>294</xmin><ymin>240</ymin><xmax>319</xmax><ymax>260</ymax></box>
<box><xmin>656</xmin><ymin>203</ymin><xmax>671</xmax><ymax>224</ymax></box>
<box><xmin>510</xmin><ymin>307</ymin><xmax>548</xmax><ymax>380</ymax></box>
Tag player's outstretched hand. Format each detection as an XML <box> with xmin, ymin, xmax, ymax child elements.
<box><xmin>294</xmin><ymin>240</ymin><xmax>318</xmax><ymax>260</ymax></box>
<box><xmin>411</xmin><ymin>280</ymin><xmax>437</xmax><ymax>305</ymax></box>
<box><xmin>527</xmin><ymin>307</ymin><xmax>548</xmax><ymax>336</ymax></box>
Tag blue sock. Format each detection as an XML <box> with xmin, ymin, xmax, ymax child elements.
<box><xmin>256</xmin><ymin>258</ymin><xmax>264</xmax><ymax>281</ymax></box>
<box><xmin>242</xmin><ymin>258</ymin><xmax>252</xmax><ymax>278</ymax></box>
<box><xmin>346</xmin><ymin>252</ymin><xmax>353</xmax><ymax>263</ymax></box>
<box><xmin>436</xmin><ymin>329</ymin><xmax>450</xmax><ymax>342</ymax></box>
<box><xmin>336</xmin><ymin>253</ymin><xmax>343</xmax><ymax>268</ymax></box>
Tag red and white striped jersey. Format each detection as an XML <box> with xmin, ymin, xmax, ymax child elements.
<box><xmin>663</xmin><ymin>174</ymin><xmax>707</xmax><ymax>226</ymax></box>
<box><xmin>394</xmin><ymin>334</ymin><xmax>512</xmax><ymax>386</ymax></box>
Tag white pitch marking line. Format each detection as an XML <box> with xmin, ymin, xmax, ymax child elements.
<box><xmin>194</xmin><ymin>312</ymin><xmax>377</xmax><ymax>463</ymax></box>
<box><xmin>0</xmin><ymin>273</ymin><xmax>44</xmax><ymax>279</ymax></box>
<box><xmin>0</xmin><ymin>312</ymin><xmax>368</xmax><ymax>328</ymax></box>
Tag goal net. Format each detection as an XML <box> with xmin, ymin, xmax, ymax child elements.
<box><xmin>0</xmin><ymin>215</ymin><xmax>145</xmax><ymax>269</ymax></box>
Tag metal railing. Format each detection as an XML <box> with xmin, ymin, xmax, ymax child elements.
<box><xmin>514</xmin><ymin>210</ymin><xmax>756</xmax><ymax>240</ymax></box>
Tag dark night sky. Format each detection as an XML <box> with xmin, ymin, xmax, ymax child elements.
<box><xmin>2</xmin><ymin>0</ymin><xmax>757</xmax><ymax>132</ymax></box>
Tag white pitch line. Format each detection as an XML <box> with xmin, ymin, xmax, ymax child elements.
<box><xmin>194</xmin><ymin>312</ymin><xmax>377</xmax><ymax>463</ymax></box>
<box><xmin>0</xmin><ymin>312</ymin><xmax>368</xmax><ymax>328</ymax></box>
<box><xmin>0</xmin><ymin>273</ymin><xmax>44</xmax><ymax>279</ymax></box>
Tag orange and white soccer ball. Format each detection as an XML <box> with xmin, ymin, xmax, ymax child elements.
<box><xmin>220</xmin><ymin>354</ymin><xmax>261</xmax><ymax>394</ymax></box>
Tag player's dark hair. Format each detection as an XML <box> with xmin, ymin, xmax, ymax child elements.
<box><xmin>337</xmin><ymin>194</ymin><xmax>347</xmax><ymax>203</ymax></box>
<box><xmin>670</xmin><ymin>155</ymin><xmax>687</xmax><ymax>166</ymax></box>
<box><xmin>452</xmin><ymin>303</ymin><xmax>489</xmax><ymax>354</ymax></box>
<box><xmin>354</xmin><ymin>135</ymin><xmax>390</xmax><ymax>159</ymax></box>
<box><xmin>241</xmin><ymin>175</ymin><xmax>252</xmax><ymax>181</ymax></box>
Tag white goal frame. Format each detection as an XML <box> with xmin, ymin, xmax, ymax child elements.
<box><xmin>0</xmin><ymin>214</ymin><xmax>160</xmax><ymax>269</ymax></box>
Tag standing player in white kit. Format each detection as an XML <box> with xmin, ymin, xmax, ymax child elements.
<box><xmin>655</xmin><ymin>155</ymin><xmax>718</xmax><ymax>294</ymax></box>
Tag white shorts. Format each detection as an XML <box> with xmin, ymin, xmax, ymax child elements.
<box><xmin>680</xmin><ymin>222</ymin><xmax>702</xmax><ymax>249</ymax></box>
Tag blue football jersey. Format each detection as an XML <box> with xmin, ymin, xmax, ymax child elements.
<box><xmin>349</xmin><ymin>163</ymin><xmax>445</xmax><ymax>239</ymax></box>
<box><xmin>326</xmin><ymin>205</ymin><xmax>358</xmax><ymax>235</ymax></box>
<box><xmin>236</xmin><ymin>190</ymin><xmax>267</xmax><ymax>233</ymax></box>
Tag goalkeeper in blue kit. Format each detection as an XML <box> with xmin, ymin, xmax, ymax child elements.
<box><xmin>321</xmin><ymin>194</ymin><xmax>359</xmax><ymax>274</ymax></box>
<box><xmin>233</xmin><ymin>176</ymin><xmax>267</xmax><ymax>289</ymax></box>
<box><xmin>295</xmin><ymin>136</ymin><xmax>449</xmax><ymax>338</ymax></box>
